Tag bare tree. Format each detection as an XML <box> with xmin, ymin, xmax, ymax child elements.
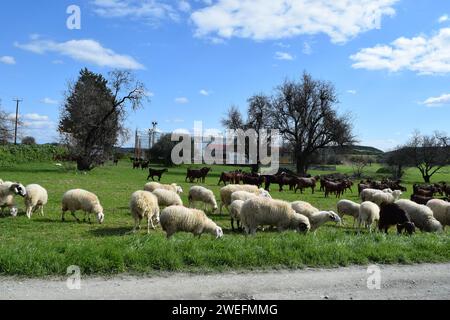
<box><xmin>270</xmin><ymin>72</ymin><xmax>355</xmax><ymax>174</ymax></box>
<box><xmin>221</xmin><ymin>105</ymin><xmax>244</xmax><ymax>130</ymax></box>
<box><xmin>221</xmin><ymin>95</ymin><xmax>271</xmax><ymax>172</ymax></box>
<box><xmin>350</xmin><ymin>156</ymin><xmax>369</xmax><ymax>178</ymax></box>
<box><xmin>401</xmin><ymin>131</ymin><xmax>450</xmax><ymax>183</ymax></box>
<box><xmin>59</xmin><ymin>69</ymin><xmax>147</xmax><ymax>171</ymax></box>
<box><xmin>0</xmin><ymin>99</ymin><xmax>15</xmax><ymax>145</ymax></box>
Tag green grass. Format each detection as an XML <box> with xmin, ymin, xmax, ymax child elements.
<box><xmin>0</xmin><ymin>161</ymin><xmax>449</xmax><ymax>277</ymax></box>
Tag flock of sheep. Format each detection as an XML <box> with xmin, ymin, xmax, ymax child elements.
<box><xmin>1</xmin><ymin>177</ymin><xmax>449</xmax><ymax>239</ymax></box>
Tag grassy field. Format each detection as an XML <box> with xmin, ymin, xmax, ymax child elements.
<box><xmin>0</xmin><ymin>161</ymin><xmax>449</xmax><ymax>277</ymax></box>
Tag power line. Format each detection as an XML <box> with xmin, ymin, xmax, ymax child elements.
<box><xmin>12</xmin><ymin>98</ymin><xmax>22</xmax><ymax>145</ymax></box>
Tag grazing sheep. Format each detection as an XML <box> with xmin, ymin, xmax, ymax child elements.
<box><xmin>307</xmin><ymin>211</ymin><xmax>341</xmax><ymax>232</ymax></box>
<box><xmin>336</xmin><ymin>200</ymin><xmax>360</xmax><ymax>226</ymax></box>
<box><xmin>160</xmin><ymin>206</ymin><xmax>223</xmax><ymax>239</ymax></box>
<box><xmin>220</xmin><ymin>184</ymin><xmax>271</xmax><ymax>214</ymax></box>
<box><xmin>61</xmin><ymin>189</ymin><xmax>104</xmax><ymax>224</ymax></box>
<box><xmin>229</xmin><ymin>200</ymin><xmax>244</xmax><ymax>231</ymax></box>
<box><xmin>291</xmin><ymin>201</ymin><xmax>319</xmax><ymax>219</ymax></box>
<box><xmin>427</xmin><ymin>199</ymin><xmax>450</xmax><ymax>230</ymax></box>
<box><xmin>395</xmin><ymin>199</ymin><xmax>443</xmax><ymax>233</ymax></box>
<box><xmin>188</xmin><ymin>186</ymin><xmax>218</xmax><ymax>212</ymax></box>
<box><xmin>24</xmin><ymin>184</ymin><xmax>48</xmax><ymax>219</ymax></box>
<box><xmin>0</xmin><ymin>181</ymin><xmax>27</xmax><ymax>217</ymax></box>
<box><xmin>379</xmin><ymin>202</ymin><xmax>415</xmax><ymax>235</ymax></box>
<box><xmin>360</xmin><ymin>188</ymin><xmax>392</xmax><ymax>202</ymax></box>
<box><xmin>230</xmin><ymin>190</ymin><xmax>268</xmax><ymax>203</ymax></box>
<box><xmin>372</xmin><ymin>190</ymin><xmax>403</xmax><ymax>206</ymax></box>
<box><xmin>358</xmin><ymin>201</ymin><xmax>380</xmax><ymax>232</ymax></box>
<box><xmin>240</xmin><ymin>198</ymin><xmax>310</xmax><ymax>235</ymax></box>
<box><xmin>130</xmin><ymin>191</ymin><xmax>160</xmax><ymax>234</ymax></box>
<box><xmin>144</xmin><ymin>182</ymin><xmax>183</xmax><ymax>194</ymax></box>
<box><xmin>152</xmin><ymin>189</ymin><xmax>183</xmax><ymax>207</ymax></box>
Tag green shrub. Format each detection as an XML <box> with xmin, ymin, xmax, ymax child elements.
<box><xmin>0</xmin><ymin>144</ymin><xmax>68</xmax><ymax>165</ymax></box>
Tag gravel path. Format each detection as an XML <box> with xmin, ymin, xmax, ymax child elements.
<box><xmin>1</xmin><ymin>263</ymin><xmax>449</xmax><ymax>300</ymax></box>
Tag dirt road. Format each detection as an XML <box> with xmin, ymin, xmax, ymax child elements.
<box><xmin>1</xmin><ymin>263</ymin><xmax>449</xmax><ymax>300</ymax></box>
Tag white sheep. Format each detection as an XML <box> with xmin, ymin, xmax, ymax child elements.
<box><xmin>220</xmin><ymin>184</ymin><xmax>271</xmax><ymax>214</ymax></box>
<box><xmin>395</xmin><ymin>200</ymin><xmax>443</xmax><ymax>233</ymax></box>
<box><xmin>144</xmin><ymin>182</ymin><xmax>183</xmax><ymax>194</ymax></box>
<box><xmin>307</xmin><ymin>211</ymin><xmax>341</xmax><ymax>232</ymax></box>
<box><xmin>371</xmin><ymin>190</ymin><xmax>403</xmax><ymax>206</ymax></box>
<box><xmin>130</xmin><ymin>191</ymin><xmax>160</xmax><ymax>234</ymax></box>
<box><xmin>61</xmin><ymin>189</ymin><xmax>104</xmax><ymax>224</ymax></box>
<box><xmin>336</xmin><ymin>199</ymin><xmax>360</xmax><ymax>226</ymax></box>
<box><xmin>188</xmin><ymin>186</ymin><xmax>218</xmax><ymax>213</ymax></box>
<box><xmin>24</xmin><ymin>184</ymin><xmax>48</xmax><ymax>219</ymax></box>
<box><xmin>0</xmin><ymin>181</ymin><xmax>27</xmax><ymax>217</ymax></box>
<box><xmin>360</xmin><ymin>188</ymin><xmax>392</xmax><ymax>202</ymax></box>
<box><xmin>229</xmin><ymin>200</ymin><xmax>244</xmax><ymax>231</ymax></box>
<box><xmin>358</xmin><ymin>201</ymin><xmax>380</xmax><ymax>232</ymax></box>
<box><xmin>152</xmin><ymin>189</ymin><xmax>183</xmax><ymax>207</ymax></box>
<box><xmin>240</xmin><ymin>197</ymin><xmax>311</xmax><ymax>235</ymax></box>
<box><xmin>160</xmin><ymin>206</ymin><xmax>223</xmax><ymax>239</ymax></box>
<box><xmin>427</xmin><ymin>199</ymin><xmax>450</xmax><ymax>229</ymax></box>
<box><xmin>291</xmin><ymin>201</ymin><xmax>319</xmax><ymax>219</ymax></box>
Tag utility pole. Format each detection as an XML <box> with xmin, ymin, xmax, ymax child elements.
<box><xmin>13</xmin><ymin>98</ymin><xmax>22</xmax><ymax>145</ymax></box>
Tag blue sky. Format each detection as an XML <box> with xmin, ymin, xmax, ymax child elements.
<box><xmin>0</xmin><ymin>0</ymin><xmax>449</xmax><ymax>150</ymax></box>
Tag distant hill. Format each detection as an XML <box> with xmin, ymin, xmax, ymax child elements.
<box><xmin>326</xmin><ymin>145</ymin><xmax>384</xmax><ymax>156</ymax></box>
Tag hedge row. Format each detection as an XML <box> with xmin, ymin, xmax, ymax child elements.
<box><xmin>0</xmin><ymin>144</ymin><xmax>68</xmax><ymax>165</ymax></box>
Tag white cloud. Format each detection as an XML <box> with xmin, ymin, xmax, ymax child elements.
<box><xmin>0</xmin><ymin>56</ymin><xmax>16</xmax><ymax>65</ymax></box>
<box><xmin>275</xmin><ymin>42</ymin><xmax>290</xmax><ymax>48</ymax></box>
<box><xmin>275</xmin><ymin>51</ymin><xmax>294</xmax><ymax>60</ymax></box>
<box><xmin>40</xmin><ymin>98</ymin><xmax>58</xmax><ymax>105</ymax></box>
<box><xmin>302</xmin><ymin>42</ymin><xmax>312</xmax><ymax>55</ymax></box>
<box><xmin>422</xmin><ymin>93</ymin><xmax>450</xmax><ymax>107</ymax></box>
<box><xmin>199</xmin><ymin>89</ymin><xmax>210</xmax><ymax>96</ymax></box>
<box><xmin>24</xmin><ymin>113</ymin><xmax>49</xmax><ymax>121</ymax></box>
<box><xmin>175</xmin><ymin>97</ymin><xmax>189</xmax><ymax>104</ymax></box>
<box><xmin>438</xmin><ymin>14</ymin><xmax>449</xmax><ymax>23</ymax></box>
<box><xmin>350</xmin><ymin>28</ymin><xmax>450</xmax><ymax>75</ymax></box>
<box><xmin>347</xmin><ymin>90</ymin><xmax>357</xmax><ymax>94</ymax></box>
<box><xmin>92</xmin><ymin>0</ymin><xmax>179</xmax><ymax>23</ymax></box>
<box><xmin>178</xmin><ymin>0</ymin><xmax>191</xmax><ymax>12</ymax></box>
<box><xmin>15</xmin><ymin>38</ymin><xmax>144</xmax><ymax>70</ymax></box>
<box><xmin>191</xmin><ymin>0</ymin><xmax>399</xmax><ymax>44</ymax></box>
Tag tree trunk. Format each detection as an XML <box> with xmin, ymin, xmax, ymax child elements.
<box><xmin>296</xmin><ymin>157</ymin><xmax>308</xmax><ymax>176</ymax></box>
<box><xmin>423</xmin><ymin>174</ymin><xmax>431</xmax><ymax>183</ymax></box>
<box><xmin>77</xmin><ymin>157</ymin><xmax>92</xmax><ymax>171</ymax></box>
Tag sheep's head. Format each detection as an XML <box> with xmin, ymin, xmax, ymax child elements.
<box><xmin>404</xmin><ymin>222</ymin><xmax>416</xmax><ymax>235</ymax></box>
<box><xmin>175</xmin><ymin>185</ymin><xmax>183</xmax><ymax>194</ymax></box>
<box><xmin>328</xmin><ymin>211</ymin><xmax>341</xmax><ymax>224</ymax></box>
<box><xmin>393</xmin><ymin>190</ymin><xmax>403</xmax><ymax>199</ymax></box>
<box><xmin>215</xmin><ymin>227</ymin><xmax>224</xmax><ymax>239</ymax></box>
<box><xmin>95</xmin><ymin>204</ymin><xmax>104</xmax><ymax>224</ymax></box>
<box><xmin>10</xmin><ymin>207</ymin><xmax>18</xmax><ymax>217</ymax></box>
<box><xmin>10</xmin><ymin>183</ymin><xmax>26</xmax><ymax>197</ymax></box>
<box><xmin>259</xmin><ymin>189</ymin><xmax>272</xmax><ymax>198</ymax></box>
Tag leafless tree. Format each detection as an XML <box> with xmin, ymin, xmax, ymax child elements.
<box><xmin>270</xmin><ymin>72</ymin><xmax>355</xmax><ymax>174</ymax></box>
<box><xmin>401</xmin><ymin>131</ymin><xmax>450</xmax><ymax>183</ymax></box>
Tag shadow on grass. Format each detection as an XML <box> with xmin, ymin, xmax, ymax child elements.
<box><xmin>89</xmin><ymin>226</ymin><xmax>131</xmax><ymax>237</ymax></box>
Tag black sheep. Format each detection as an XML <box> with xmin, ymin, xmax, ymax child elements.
<box><xmin>379</xmin><ymin>203</ymin><xmax>416</xmax><ymax>235</ymax></box>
